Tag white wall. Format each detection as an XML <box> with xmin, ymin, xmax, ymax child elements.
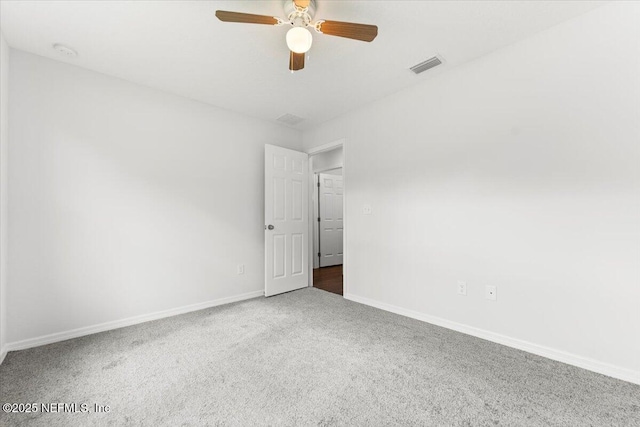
<box><xmin>304</xmin><ymin>2</ymin><xmax>640</xmax><ymax>382</ymax></box>
<box><xmin>321</xmin><ymin>168</ymin><xmax>342</xmax><ymax>176</ymax></box>
<box><xmin>7</xmin><ymin>50</ymin><xmax>302</xmax><ymax>345</ymax></box>
<box><xmin>311</xmin><ymin>147</ymin><xmax>343</xmax><ymax>174</ymax></box>
<box><xmin>0</xmin><ymin>31</ymin><xmax>9</xmax><ymax>358</ymax></box>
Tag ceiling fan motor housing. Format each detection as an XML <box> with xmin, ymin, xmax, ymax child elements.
<box><xmin>284</xmin><ymin>0</ymin><xmax>317</xmax><ymax>25</ymax></box>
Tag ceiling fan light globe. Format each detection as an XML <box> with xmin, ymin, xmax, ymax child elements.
<box><xmin>286</xmin><ymin>27</ymin><xmax>313</xmax><ymax>54</ymax></box>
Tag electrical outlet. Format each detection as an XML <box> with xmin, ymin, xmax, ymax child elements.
<box><xmin>363</xmin><ymin>204</ymin><xmax>372</xmax><ymax>215</ymax></box>
<box><xmin>237</xmin><ymin>264</ymin><xmax>245</xmax><ymax>275</ymax></box>
<box><xmin>485</xmin><ymin>285</ymin><xmax>497</xmax><ymax>301</ymax></box>
<box><xmin>457</xmin><ymin>281</ymin><xmax>467</xmax><ymax>296</ymax></box>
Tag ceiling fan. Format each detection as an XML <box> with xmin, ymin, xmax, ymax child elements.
<box><xmin>215</xmin><ymin>0</ymin><xmax>378</xmax><ymax>71</ymax></box>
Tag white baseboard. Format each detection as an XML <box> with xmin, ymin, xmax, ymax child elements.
<box><xmin>344</xmin><ymin>293</ymin><xmax>640</xmax><ymax>385</ymax></box>
<box><xmin>0</xmin><ymin>348</ymin><xmax>6</xmax><ymax>365</ymax></box>
<box><xmin>3</xmin><ymin>290</ymin><xmax>264</xmax><ymax>354</ymax></box>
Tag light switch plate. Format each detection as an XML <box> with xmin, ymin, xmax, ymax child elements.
<box><xmin>485</xmin><ymin>285</ymin><xmax>497</xmax><ymax>301</ymax></box>
<box><xmin>237</xmin><ymin>264</ymin><xmax>245</xmax><ymax>275</ymax></box>
<box><xmin>363</xmin><ymin>204</ymin><xmax>372</xmax><ymax>215</ymax></box>
<box><xmin>457</xmin><ymin>281</ymin><xmax>467</xmax><ymax>296</ymax></box>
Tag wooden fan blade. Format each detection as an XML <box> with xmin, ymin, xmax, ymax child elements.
<box><xmin>318</xmin><ymin>20</ymin><xmax>378</xmax><ymax>42</ymax></box>
<box><xmin>289</xmin><ymin>51</ymin><xmax>305</xmax><ymax>71</ymax></box>
<box><xmin>215</xmin><ymin>10</ymin><xmax>278</xmax><ymax>25</ymax></box>
<box><xmin>293</xmin><ymin>0</ymin><xmax>311</xmax><ymax>8</ymax></box>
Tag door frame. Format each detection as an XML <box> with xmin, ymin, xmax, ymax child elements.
<box><xmin>306</xmin><ymin>138</ymin><xmax>347</xmax><ymax>295</ymax></box>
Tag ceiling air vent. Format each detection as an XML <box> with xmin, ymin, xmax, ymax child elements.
<box><xmin>276</xmin><ymin>113</ymin><xmax>305</xmax><ymax>126</ymax></box>
<box><xmin>410</xmin><ymin>56</ymin><xmax>442</xmax><ymax>75</ymax></box>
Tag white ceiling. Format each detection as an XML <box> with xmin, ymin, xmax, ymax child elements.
<box><xmin>0</xmin><ymin>0</ymin><xmax>603</xmax><ymax>130</ymax></box>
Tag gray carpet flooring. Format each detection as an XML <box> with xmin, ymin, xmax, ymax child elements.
<box><xmin>1</xmin><ymin>288</ymin><xmax>638</xmax><ymax>426</ymax></box>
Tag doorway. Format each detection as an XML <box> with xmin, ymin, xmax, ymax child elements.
<box><xmin>309</xmin><ymin>146</ymin><xmax>344</xmax><ymax>296</ymax></box>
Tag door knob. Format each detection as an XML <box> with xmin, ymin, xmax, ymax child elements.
<box><xmin>266</xmin><ymin>224</ymin><xmax>275</xmax><ymax>230</ymax></box>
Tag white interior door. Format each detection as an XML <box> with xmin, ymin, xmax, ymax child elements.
<box><xmin>265</xmin><ymin>144</ymin><xmax>309</xmax><ymax>297</ymax></box>
<box><xmin>319</xmin><ymin>173</ymin><xmax>343</xmax><ymax>267</ymax></box>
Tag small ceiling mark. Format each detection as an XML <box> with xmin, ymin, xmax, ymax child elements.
<box><xmin>52</xmin><ymin>43</ymin><xmax>77</xmax><ymax>58</ymax></box>
<box><xmin>277</xmin><ymin>113</ymin><xmax>305</xmax><ymax>126</ymax></box>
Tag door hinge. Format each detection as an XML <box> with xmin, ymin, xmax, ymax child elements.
<box><xmin>317</xmin><ymin>181</ymin><xmax>320</xmax><ymax>187</ymax></box>
<box><xmin>318</xmin><ymin>252</ymin><xmax>321</xmax><ymax>258</ymax></box>
<box><xmin>317</xmin><ymin>217</ymin><xmax>320</xmax><ymax>222</ymax></box>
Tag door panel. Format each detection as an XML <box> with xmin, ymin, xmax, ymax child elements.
<box><xmin>273</xmin><ymin>235</ymin><xmax>286</xmax><ymax>278</ymax></box>
<box><xmin>319</xmin><ymin>173</ymin><xmax>344</xmax><ymax>267</ymax></box>
<box><xmin>265</xmin><ymin>145</ymin><xmax>309</xmax><ymax>296</ymax></box>
<box><xmin>292</xmin><ymin>180</ymin><xmax>303</xmax><ymax>220</ymax></box>
<box><xmin>292</xmin><ymin>233</ymin><xmax>304</xmax><ymax>275</ymax></box>
<box><xmin>273</xmin><ymin>177</ymin><xmax>286</xmax><ymax>220</ymax></box>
